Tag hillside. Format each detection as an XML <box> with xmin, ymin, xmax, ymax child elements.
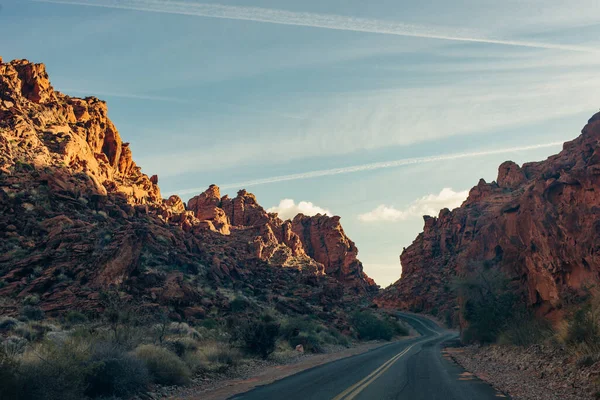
<box><xmin>377</xmin><ymin>112</ymin><xmax>600</xmax><ymax>325</ymax></box>
<box><xmin>0</xmin><ymin>57</ymin><xmax>376</xmax><ymax>324</ymax></box>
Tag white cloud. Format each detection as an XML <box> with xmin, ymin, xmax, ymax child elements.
<box><xmin>359</xmin><ymin>188</ymin><xmax>469</xmax><ymax>222</ymax></box>
<box><xmin>267</xmin><ymin>199</ymin><xmax>330</xmax><ymax>221</ymax></box>
<box><xmin>35</xmin><ymin>0</ymin><xmax>599</xmax><ymax>52</ymax></box>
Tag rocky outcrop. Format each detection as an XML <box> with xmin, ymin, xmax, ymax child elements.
<box><xmin>0</xmin><ymin>58</ymin><xmax>376</xmax><ymax>319</ymax></box>
<box><xmin>377</xmin><ymin>112</ymin><xmax>600</xmax><ymax>321</ymax></box>
<box><xmin>292</xmin><ymin>214</ymin><xmax>376</xmax><ymax>291</ymax></box>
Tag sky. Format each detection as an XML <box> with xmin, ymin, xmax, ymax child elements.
<box><xmin>2</xmin><ymin>0</ymin><xmax>600</xmax><ymax>286</ymax></box>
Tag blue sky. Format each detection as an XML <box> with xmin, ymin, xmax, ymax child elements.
<box><xmin>3</xmin><ymin>0</ymin><xmax>600</xmax><ymax>286</ymax></box>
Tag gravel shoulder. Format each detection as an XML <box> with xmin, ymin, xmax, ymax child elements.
<box><xmin>446</xmin><ymin>343</ymin><xmax>600</xmax><ymax>400</ymax></box>
<box><xmin>168</xmin><ymin>338</ymin><xmax>414</xmax><ymax>400</ymax></box>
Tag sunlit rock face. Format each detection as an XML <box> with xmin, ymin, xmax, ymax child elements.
<box><xmin>0</xmin><ymin>58</ymin><xmax>377</xmax><ymax>318</ymax></box>
<box><xmin>376</xmin><ymin>112</ymin><xmax>600</xmax><ymax>323</ymax></box>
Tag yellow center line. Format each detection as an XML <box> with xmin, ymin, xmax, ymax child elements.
<box><xmin>331</xmin><ymin>343</ymin><xmax>417</xmax><ymax>400</ymax></box>
<box><xmin>332</xmin><ymin>325</ymin><xmax>443</xmax><ymax>400</ymax></box>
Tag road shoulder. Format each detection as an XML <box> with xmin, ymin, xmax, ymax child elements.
<box><xmin>172</xmin><ymin>338</ymin><xmax>414</xmax><ymax>400</ymax></box>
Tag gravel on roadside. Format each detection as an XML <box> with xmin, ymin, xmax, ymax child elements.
<box><xmin>446</xmin><ymin>343</ymin><xmax>600</xmax><ymax>400</ymax></box>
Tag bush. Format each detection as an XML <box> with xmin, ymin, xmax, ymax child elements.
<box><xmin>134</xmin><ymin>344</ymin><xmax>191</xmax><ymax>386</ymax></box>
<box><xmin>22</xmin><ymin>306</ymin><xmax>44</xmax><ymax>321</ymax></box>
<box><xmin>566</xmin><ymin>304</ymin><xmax>599</xmax><ymax>345</ymax></box>
<box><xmin>19</xmin><ymin>340</ymin><xmax>92</xmax><ymax>400</ymax></box>
<box><xmin>187</xmin><ymin>342</ymin><xmax>242</xmax><ymax>373</ymax></box>
<box><xmin>14</xmin><ymin>323</ymin><xmax>43</xmax><ymax>342</ymax></box>
<box><xmin>289</xmin><ymin>332</ymin><xmax>324</xmax><ymax>353</ymax></box>
<box><xmin>454</xmin><ymin>268</ymin><xmax>517</xmax><ymax>343</ymax></box>
<box><xmin>230</xmin><ymin>296</ymin><xmax>251</xmax><ymax>313</ymax></box>
<box><xmin>2</xmin><ymin>336</ymin><xmax>28</xmax><ymax>357</ymax></box>
<box><xmin>168</xmin><ymin>322</ymin><xmax>201</xmax><ymax>339</ymax></box>
<box><xmin>351</xmin><ymin>311</ymin><xmax>398</xmax><ymax>341</ymax></box>
<box><xmin>166</xmin><ymin>337</ymin><xmax>199</xmax><ymax>357</ymax></box>
<box><xmin>498</xmin><ymin>311</ymin><xmax>554</xmax><ymax>346</ymax></box>
<box><xmin>22</xmin><ymin>295</ymin><xmax>40</xmax><ymax>306</ymax></box>
<box><xmin>233</xmin><ymin>315</ymin><xmax>280</xmax><ymax>358</ymax></box>
<box><xmin>85</xmin><ymin>342</ymin><xmax>149</xmax><ymax>398</ymax></box>
<box><xmin>0</xmin><ymin>316</ymin><xmax>20</xmax><ymax>333</ymax></box>
<box><xmin>0</xmin><ymin>346</ymin><xmax>20</xmax><ymax>399</ymax></box>
<box><xmin>64</xmin><ymin>311</ymin><xmax>88</xmax><ymax>325</ymax></box>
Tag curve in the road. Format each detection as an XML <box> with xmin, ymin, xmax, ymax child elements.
<box><xmin>233</xmin><ymin>312</ymin><xmax>508</xmax><ymax>400</ymax></box>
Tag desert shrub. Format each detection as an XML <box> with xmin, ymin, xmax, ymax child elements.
<box><xmin>498</xmin><ymin>311</ymin><xmax>554</xmax><ymax>346</ymax></box>
<box><xmin>454</xmin><ymin>268</ymin><xmax>517</xmax><ymax>343</ymax></box>
<box><xmin>230</xmin><ymin>296</ymin><xmax>251</xmax><ymax>313</ymax></box>
<box><xmin>566</xmin><ymin>303</ymin><xmax>599</xmax><ymax>345</ymax></box>
<box><xmin>22</xmin><ymin>295</ymin><xmax>40</xmax><ymax>306</ymax></box>
<box><xmin>85</xmin><ymin>342</ymin><xmax>149</xmax><ymax>398</ymax></box>
<box><xmin>289</xmin><ymin>332</ymin><xmax>325</xmax><ymax>353</ymax></box>
<box><xmin>2</xmin><ymin>336</ymin><xmax>28</xmax><ymax>357</ymax></box>
<box><xmin>351</xmin><ymin>311</ymin><xmax>399</xmax><ymax>341</ymax></box>
<box><xmin>0</xmin><ymin>316</ymin><xmax>20</xmax><ymax>332</ymax></box>
<box><xmin>232</xmin><ymin>314</ymin><xmax>280</xmax><ymax>358</ymax></box>
<box><xmin>14</xmin><ymin>323</ymin><xmax>43</xmax><ymax>342</ymax></box>
<box><xmin>64</xmin><ymin>311</ymin><xmax>88</xmax><ymax>325</ymax></box>
<box><xmin>19</xmin><ymin>340</ymin><xmax>92</xmax><ymax>400</ymax></box>
<box><xmin>46</xmin><ymin>330</ymin><xmax>72</xmax><ymax>344</ymax></box>
<box><xmin>201</xmin><ymin>318</ymin><xmax>218</xmax><ymax>329</ymax></box>
<box><xmin>0</xmin><ymin>346</ymin><xmax>20</xmax><ymax>400</ymax></box>
<box><xmin>22</xmin><ymin>305</ymin><xmax>44</xmax><ymax>321</ymax></box>
<box><xmin>134</xmin><ymin>344</ymin><xmax>191</xmax><ymax>386</ymax></box>
<box><xmin>168</xmin><ymin>322</ymin><xmax>201</xmax><ymax>339</ymax></box>
<box><xmin>166</xmin><ymin>337</ymin><xmax>199</xmax><ymax>357</ymax></box>
<box><xmin>187</xmin><ymin>342</ymin><xmax>242</xmax><ymax>373</ymax></box>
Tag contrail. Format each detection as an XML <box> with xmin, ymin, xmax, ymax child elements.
<box><xmin>34</xmin><ymin>0</ymin><xmax>598</xmax><ymax>53</ymax></box>
<box><xmin>175</xmin><ymin>141</ymin><xmax>564</xmax><ymax>195</ymax></box>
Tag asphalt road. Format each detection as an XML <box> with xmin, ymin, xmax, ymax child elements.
<box><xmin>233</xmin><ymin>312</ymin><xmax>507</xmax><ymax>400</ymax></box>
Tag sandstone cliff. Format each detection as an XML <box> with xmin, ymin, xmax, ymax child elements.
<box><xmin>377</xmin><ymin>112</ymin><xmax>600</xmax><ymax>321</ymax></box>
<box><xmin>0</xmin><ymin>58</ymin><xmax>376</xmax><ymax>321</ymax></box>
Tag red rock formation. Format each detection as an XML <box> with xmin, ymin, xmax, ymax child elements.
<box><xmin>376</xmin><ymin>113</ymin><xmax>600</xmax><ymax>321</ymax></box>
<box><xmin>292</xmin><ymin>214</ymin><xmax>377</xmax><ymax>292</ymax></box>
<box><xmin>0</xmin><ymin>58</ymin><xmax>376</xmax><ymax>319</ymax></box>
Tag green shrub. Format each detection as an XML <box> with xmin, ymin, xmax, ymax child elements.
<box><xmin>22</xmin><ymin>306</ymin><xmax>44</xmax><ymax>321</ymax></box>
<box><xmin>230</xmin><ymin>296</ymin><xmax>251</xmax><ymax>313</ymax></box>
<box><xmin>289</xmin><ymin>332</ymin><xmax>325</xmax><ymax>353</ymax></box>
<box><xmin>2</xmin><ymin>336</ymin><xmax>28</xmax><ymax>357</ymax></box>
<box><xmin>64</xmin><ymin>311</ymin><xmax>88</xmax><ymax>325</ymax></box>
<box><xmin>233</xmin><ymin>315</ymin><xmax>280</xmax><ymax>358</ymax></box>
<box><xmin>567</xmin><ymin>304</ymin><xmax>599</xmax><ymax>345</ymax></box>
<box><xmin>19</xmin><ymin>340</ymin><xmax>92</xmax><ymax>400</ymax></box>
<box><xmin>134</xmin><ymin>344</ymin><xmax>191</xmax><ymax>386</ymax></box>
<box><xmin>166</xmin><ymin>337</ymin><xmax>199</xmax><ymax>357</ymax></box>
<box><xmin>454</xmin><ymin>268</ymin><xmax>517</xmax><ymax>343</ymax></box>
<box><xmin>0</xmin><ymin>317</ymin><xmax>20</xmax><ymax>333</ymax></box>
<box><xmin>0</xmin><ymin>346</ymin><xmax>20</xmax><ymax>399</ymax></box>
<box><xmin>85</xmin><ymin>342</ymin><xmax>149</xmax><ymax>398</ymax></box>
<box><xmin>498</xmin><ymin>311</ymin><xmax>554</xmax><ymax>346</ymax></box>
<box><xmin>14</xmin><ymin>323</ymin><xmax>43</xmax><ymax>342</ymax></box>
<box><xmin>22</xmin><ymin>295</ymin><xmax>40</xmax><ymax>306</ymax></box>
<box><xmin>351</xmin><ymin>311</ymin><xmax>398</xmax><ymax>341</ymax></box>
<box><xmin>187</xmin><ymin>342</ymin><xmax>242</xmax><ymax>372</ymax></box>
<box><xmin>201</xmin><ymin>318</ymin><xmax>218</xmax><ymax>329</ymax></box>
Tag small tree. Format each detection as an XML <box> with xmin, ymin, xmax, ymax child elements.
<box><xmin>453</xmin><ymin>267</ymin><xmax>517</xmax><ymax>343</ymax></box>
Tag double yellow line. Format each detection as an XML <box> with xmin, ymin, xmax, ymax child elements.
<box><xmin>332</xmin><ymin>343</ymin><xmax>417</xmax><ymax>400</ymax></box>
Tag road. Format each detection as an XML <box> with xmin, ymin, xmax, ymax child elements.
<box><xmin>233</xmin><ymin>312</ymin><xmax>506</xmax><ymax>400</ymax></box>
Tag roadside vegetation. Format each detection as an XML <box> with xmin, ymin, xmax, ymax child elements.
<box><xmin>0</xmin><ymin>291</ymin><xmax>408</xmax><ymax>400</ymax></box>
<box><xmin>454</xmin><ymin>267</ymin><xmax>600</xmax><ymax>393</ymax></box>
